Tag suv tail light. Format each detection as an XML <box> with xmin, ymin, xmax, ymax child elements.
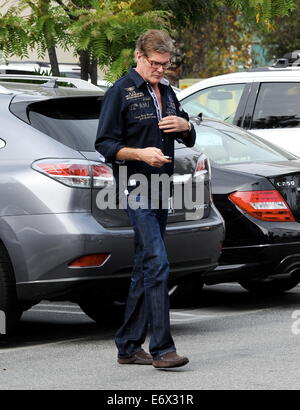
<box><xmin>194</xmin><ymin>154</ymin><xmax>210</xmax><ymax>179</ymax></box>
<box><xmin>229</xmin><ymin>190</ymin><xmax>296</xmax><ymax>222</ymax></box>
<box><xmin>32</xmin><ymin>159</ymin><xmax>113</xmax><ymax>188</ymax></box>
<box><xmin>194</xmin><ymin>154</ymin><xmax>212</xmax><ymax>203</ymax></box>
<box><xmin>92</xmin><ymin>164</ymin><xmax>114</xmax><ymax>187</ymax></box>
<box><xmin>68</xmin><ymin>253</ymin><xmax>110</xmax><ymax>268</ymax></box>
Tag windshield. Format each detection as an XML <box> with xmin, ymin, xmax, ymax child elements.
<box><xmin>181</xmin><ymin>83</ymin><xmax>246</xmax><ymax>123</ymax></box>
<box><xmin>193</xmin><ymin>123</ymin><xmax>294</xmax><ymax>165</ymax></box>
<box><xmin>181</xmin><ymin>100</ymin><xmax>223</xmax><ymax>120</ymax></box>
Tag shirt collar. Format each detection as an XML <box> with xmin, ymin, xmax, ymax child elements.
<box><xmin>128</xmin><ymin>68</ymin><xmax>170</xmax><ymax>89</ymax></box>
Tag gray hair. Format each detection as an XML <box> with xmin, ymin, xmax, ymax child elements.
<box><xmin>135</xmin><ymin>30</ymin><xmax>175</xmax><ymax>57</ymax></box>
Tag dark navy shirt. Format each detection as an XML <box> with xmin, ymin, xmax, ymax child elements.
<box><xmin>95</xmin><ymin>68</ymin><xmax>196</xmax><ymax>186</ymax></box>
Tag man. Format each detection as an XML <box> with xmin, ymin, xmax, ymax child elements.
<box><xmin>95</xmin><ymin>30</ymin><xmax>196</xmax><ymax>369</ymax></box>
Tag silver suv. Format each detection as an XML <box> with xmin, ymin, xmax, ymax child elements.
<box><xmin>0</xmin><ymin>75</ymin><xmax>224</xmax><ymax>335</ymax></box>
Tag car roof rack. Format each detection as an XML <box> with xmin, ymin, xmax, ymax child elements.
<box><xmin>273</xmin><ymin>50</ymin><xmax>300</xmax><ymax>68</ymax></box>
<box><xmin>6</xmin><ymin>60</ymin><xmax>80</xmax><ymax>68</ymax></box>
<box><xmin>41</xmin><ymin>78</ymin><xmax>59</xmax><ymax>88</ymax></box>
<box><xmin>248</xmin><ymin>66</ymin><xmax>300</xmax><ymax>72</ymax></box>
<box><xmin>248</xmin><ymin>50</ymin><xmax>300</xmax><ymax>72</ymax></box>
<box><xmin>6</xmin><ymin>60</ymin><xmax>51</xmax><ymax>68</ymax></box>
<box><xmin>0</xmin><ymin>74</ymin><xmax>100</xmax><ymax>90</ymax></box>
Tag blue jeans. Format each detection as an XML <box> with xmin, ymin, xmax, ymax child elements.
<box><xmin>115</xmin><ymin>196</ymin><xmax>176</xmax><ymax>359</ymax></box>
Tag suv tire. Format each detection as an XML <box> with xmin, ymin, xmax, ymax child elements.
<box><xmin>78</xmin><ymin>297</ymin><xmax>125</xmax><ymax>326</ymax></box>
<box><xmin>0</xmin><ymin>243</ymin><xmax>22</xmax><ymax>336</ymax></box>
<box><xmin>169</xmin><ymin>277</ymin><xmax>204</xmax><ymax>308</ymax></box>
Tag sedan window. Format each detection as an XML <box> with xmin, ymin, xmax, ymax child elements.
<box><xmin>194</xmin><ymin>124</ymin><xmax>293</xmax><ymax>165</ymax></box>
<box><xmin>252</xmin><ymin>83</ymin><xmax>300</xmax><ymax>129</ymax></box>
<box><xmin>181</xmin><ymin>84</ymin><xmax>246</xmax><ymax>123</ymax></box>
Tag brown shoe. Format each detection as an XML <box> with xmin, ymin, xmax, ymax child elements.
<box><xmin>118</xmin><ymin>350</ymin><xmax>153</xmax><ymax>365</ymax></box>
<box><xmin>152</xmin><ymin>352</ymin><xmax>189</xmax><ymax>369</ymax></box>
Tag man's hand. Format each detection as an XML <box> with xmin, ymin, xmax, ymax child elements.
<box><xmin>138</xmin><ymin>147</ymin><xmax>172</xmax><ymax>167</ymax></box>
<box><xmin>116</xmin><ymin>147</ymin><xmax>172</xmax><ymax>167</ymax></box>
<box><xmin>158</xmin><ymin>116</ymin><xmax>189</xmax><ymax>133</ymax></box>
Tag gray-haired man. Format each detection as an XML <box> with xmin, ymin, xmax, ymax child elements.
<box><xmin>95</xmin><ymin>30</ymin><xmax>195</xmax><ymax>368</ymax></box>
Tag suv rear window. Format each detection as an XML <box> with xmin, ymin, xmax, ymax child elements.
<box><xmin>11</xmin><ymin>96</ymin><xmax>102</xmax><ymax>151</ymax></box>
<box><xmin>252</xmin><ymin>83</ymin><xmax>300</xmax><ymax>129</ymax></box>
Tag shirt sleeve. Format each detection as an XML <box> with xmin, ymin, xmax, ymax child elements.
<box><xmin>95</xmin><ymin>85</ymin><xmax>126</xmax><ymax>163</ymax></box>
<box><xmin>170</xmin><ymin>88</ymin><xmax>196</xmax><ymax>148</ymax></box>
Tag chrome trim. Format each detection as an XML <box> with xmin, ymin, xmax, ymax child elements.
<box><xmin>214</xmin><ymin>264</ymin><xmax>246</xmax><ymax>271</ymax></box>
<box><xmin>224</xmin><ymin>241</ymin><xmax>300</xmax><ymax>250</ymax></box>
<box><xmin>16</xmin><ymin>276</ymin><xmax>109</xmax><ymax>285</ymax></box>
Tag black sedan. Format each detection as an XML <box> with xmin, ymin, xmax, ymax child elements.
<box><xmin>188</xmin><ymin>117</ymin><xmax>300</xmax><ymax>294</ymax></box>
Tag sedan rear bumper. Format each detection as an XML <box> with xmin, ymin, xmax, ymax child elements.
<box><xmin>202</xmin><ymin>241</ymin><xmax>300</xmax><ymax>284</ymax></box>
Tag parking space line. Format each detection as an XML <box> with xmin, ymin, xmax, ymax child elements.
<box><xmin>170</xmin><ymin>308</ymin><xmax>270</xmax><ymax>322</ymax></box>
<box><xmin>171</xmin><ymin>312</ymin><xmax>200</xmax><ymax>317</ymax></box>
<box><xmin>30</xmin><ymin>309</ymin><xmax>85</xmax><ymax>315</ymax></box>
<box><xmin>37</xmin><ymin>304</ymin><xmax>81</xmax><ymax>309</ymax></box>
<box><xmin>0</xmin><ymin>306</ymin><xmax>273</xmax><ymax>354</ymax></box>
<box><xmin>0</xmin><ymin>336</ymin><xmax>95</xmax><ymax>354</ymax></box>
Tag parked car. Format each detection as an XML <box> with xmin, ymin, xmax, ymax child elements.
<box><xmin>0</xmin><ymin>74</ymin><xmax>224</xmax><ymax>335</ymax></box>
<box><xmin>178</xmin><ymin>51</ymin><xmax>300</xmax><ymax>157</ymax></box>
<box><xmin>0</xmin><ymin>61</ymin><xmax>111</xmax><ymax>92</ymax></box>
<box><xmin>0</xmin><ymin>61</ymin><xmax>79</xmax><ymax>77</ymax></box>
<box><xmin>189</xmin><ymin>116</ymin><xmax>300</xmax><ymax>294</ymax></box>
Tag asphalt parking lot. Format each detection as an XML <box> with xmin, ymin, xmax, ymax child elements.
<box><xmin>1</xmin><ymin>283</ymin><xmax>300</xmax><ymax>390</ymax></box>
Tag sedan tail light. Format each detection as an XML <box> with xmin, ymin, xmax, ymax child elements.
<box><xmin>32</xmin><ymin>159</ymin><xmax>113</xmax><ymax>188</ymax></box>
<box><xmin>229</xmin><ymin>190</ymin><xmax>296</xmax><ymax>222</ymax></box>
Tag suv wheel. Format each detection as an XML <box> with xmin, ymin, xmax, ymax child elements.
<box><xmin>239</xmin><ymin>278</ymin><xmax>299</xmax><ymax>295</ymax></box>
<box><xmin>78</xmin><ymin>297</ymin><xmax>125</xmax><ymax>326</ymax></box>
<box><xmin>169</xmin><ymin>277</ymin><xmax>204</xmax><ymax>308</ymax></box>
<box><xmin>0</xmin><ymin>243</ymin><xmax>22</xmax><ymax>336</ymax></box>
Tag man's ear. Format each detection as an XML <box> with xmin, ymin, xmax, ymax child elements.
<box><xmin>135</xmin><ymin>51</ymin><xmax>143</xmax><ymax>65</ymax></box>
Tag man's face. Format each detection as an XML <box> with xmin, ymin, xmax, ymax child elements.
<box><xmin>135</xmin><ymin>51</ymin><xmax>171</xmax><ymax>86</ymax></box>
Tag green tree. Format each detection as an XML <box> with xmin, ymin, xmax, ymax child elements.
<box><xmin>68</xmin><ymin>0</ymin><xmax>170</xmax><ymax>83</ymax></box>
<box><xmin>0</xmin><ymin>0</ymin><xmax>170</xmax><ymax>83</ymax></box>
<box><xmin>0</xmin><ymin>0</ymin><xmax>296</xmax><ymax>83</ymax></box>
<box><xmin>223</xmin><ymin>0</ymin><xmax>296</xmax><ymax>25</ymax></box>
<box><xmin>145</xmin><ymin>0</ymin><xmax>296</xmax><ymax>82</ymax></box>
<box><xmin>258</xmin><ymin>0</ymin><xmax>300</xmax><ymax>61</ymax></box>
<box><xmin>180</xmin><ymin>8</ymin><xmax>256</xmax><ymax>80</ymax></box>
<box><xmin>20</xmin><ymin>0</ymin><xmax>70</xmax><ymax>76</ymax></box>
<box><xmin>42</xmin><ymin>0</ymin><xmax>170</xmax><ymax>83</ymax></box>
<box><xmin>0</xmin><ymin>6</ymin><xmax>29</xmax><ymax>59</ymax></box>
